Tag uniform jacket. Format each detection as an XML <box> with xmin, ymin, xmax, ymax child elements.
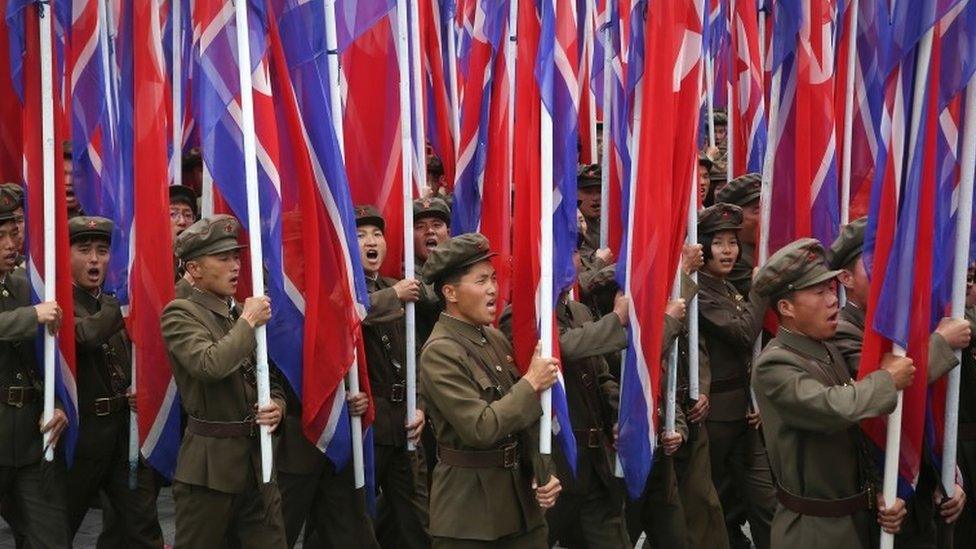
<box><xmin>73</xmin><ymin>286</ymin><xmax>132</xmax><ymax>461</ymax></box>
<box><xmin>831</xmin><ymin>301</ymin><xmax>959</xmax><ymax>382</ymax></box>
<box><xmin>363</xmin><ymin>276</ymin><xmax>409</xmax><ymax>447</ymax></box>
<box><xmin>727</xmin><ymin>242</ymin><xmax>755</xmax><ymax>298</ymax></box>
<box><xmin>0</xmin><ymin>268</ymin><xmax>44</xmax><ymax>467</ymax></box>
<box><xmin>958</xmin><ymin>307</ymin><xmax>976</xmax><ymax>508</ymax></box>
<box><xmin>161</xmin><ymin>288</ymin><xmax>287</xmax><ymax>493</ymax></box>
<box><xmin>753</xmin><ymin>328</ymin><xmax>897</xmax><ymax>549</ymax></box>
<box><xmin>698</xmin><ymin>271</ymin><xmax>766</xmax><ymax>421</ymax></box>
<box><xmin>419</xmin><ymin>313</ymin><xmax>549</xmax><ymax>541</ymax></box>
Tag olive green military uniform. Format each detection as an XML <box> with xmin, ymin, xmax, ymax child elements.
<box><xmin>412</xmin><ymin>197</ymin><xmax>451</xmax><ymax>351</ymax></box>
<box><xmin>953</xmin><ymin>305</ymin><xmax>976</xmax><ymax>548</ymax></box>
<box><xmin>161</xmin><ymin>215</ymin><xmax>287</xmax><ymax>548</ymax></box>
<box><xmin>752</xmin><ymin>238</ymin><xmax>898</xmax><ymax>549</ymax></box>
<box><xmin>578</xmin><ymin>164</ymin><xmax>603</xmax><ymax>257</ymax></box>
<box><xmin>0</xmin><ymin>184</ymin><xmax>69</xmax><ymax>548</ymax></box>
<box><xmin>716</xmin><ymin>174</ymin><xmax>762</xmax><ymax>298</ymax></box>
<box><xmin>499</xmin><ymin>298</ymin><xmax>629</xmax><ymax>549</ymax></box>
<box><xmin>362</xmin><ymin>273</ymin><xmax>430</xmax><ymax>548</ymax></box>
<box><xmin>419</xmin><ymin>233</ymin><xmax>551</xmax><ymax>547</ymax></box>
<box><xmin>697</xmin><ymin>204</ymin><xmax>775</xmax><ymax>549</ymax></box>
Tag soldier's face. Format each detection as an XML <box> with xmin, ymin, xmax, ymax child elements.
<box><xmin>0</xmin><ymin>221</ymin><xmax>20</xmax><ymax>274</ymax></box>
<box><xmin>965</xmin><ymin>266</ymin><xmax>974</xmax><ymax>308</ymax></box>
<box><xmin>13</xmin><ymin>208</ymin><xmax>24</xmax><ymax>252</ymax></box>
<box><xmin>715</xmin><ymin>125</ymin><xmax>727</xmax><ymax>145</ymax></box>
<box><xmin>357</xmin><ymin>224</ymin><xmax>387</xmax><ymax>276</ymax></box>
<box><xmin>413</xmin><ymin>216</ymin><xmax>449</xmax><ymax>263</ymax></box>
<box><xmin>170</xmin><ymin>203</ymin><xmax>196</xmax><ymax>240</ymax></box>
<box><xmin>188</xmin><ymin>250</ymin><xmax>241</xmax><ymax>298</ymax></box>
<box><xmin>578</xmin><ymin>186</ymin><xmax>601</xmax><ymax>219</ymax></box>
<box><xmin>704</xmin><ymin>230</ymin><xmax>739</xmax><ymax>278</ymax></box>
<box><xmin>70</xmin><ymin>238</ymin><xmax>111</xmax><ymax>292</ymax></box>
<box><xmin>64</xmin><ymin>160</ymin><xmax>80</xmax><ymax>212</ymax></box>
<box><xmin>778</xmin><ymin>279</ymin><xmax>840</xmax><ymax>340</ymax></box>
<box><xmin>697</xmin><ymin>165</ymin><xmax>710</xmax><ymax>205</ymax></box>
<box><xmin>444</xmin><ymin>260</ymin><xmax>497</xmax><ymax>326</ymax></box>
<box><xmin>740</xmin><ymin>200</ymin><xmax>761</xmax><ymax>245</ymax></box>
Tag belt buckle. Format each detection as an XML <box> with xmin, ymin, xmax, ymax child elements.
<box><xmin>390</xmin><ymin>383</ymin><xmax>406</xmax><ymax>403</ymax></box>
<box><xmin>503</xmin><ymin>444</ymin><xmax>519</xmax><ymax>469</ymax></box>
<box><xmin>587</xmin><ymin>429</ymin><xmax>601</xmax><ymax>448</ymax></box>
<box><xmin>94</xmin><ymin>397</ymin><xmax>112</xmax><ymax>416</ymax></box>
<box><xmin>6</xmin><ymin>387</ymin><xmax>24</xmax><ymax>408</ymax></box>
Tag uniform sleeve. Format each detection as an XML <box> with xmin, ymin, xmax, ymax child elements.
<box><xmin>419</xmin><ymin>339</ymin><xmax>542</xmax><ymax>449</ymax></box>
<box><xmin>698</xmin><ymin>287</ymin><xmax>767</xmax><ymax>351</ymax></box>
<box><xmin>0</xmin><ymin>306</ymin><xmax>37</xmax><ymax>341</ymax></box>
<box><xmin>927</xmin><ymin>332</ymin><xmax>959</xmax><ymax>384</ymax></box>
<box><xmin>557</xmin><ymin>310</ymin><xmax>628</xmax><ymax>361</ymax></box>
<box><xmin>363</xmin><ymin>287</ymin><xmax>403</xmax><ymax>325</ymax></box>
<box><xmin>698</xmin><ymin>337</ymin><xmax>712</xmax><ymax>396</ymax></box>
<box><xmin>661</xmin><ymin>315</ymin><xmax>683</xmax><ymax>359</ymax></box>
<box><xmin>161</xmin><ymin>303</ymin><xmax>257</xmax><ymax>383</ymax></box>
<box><xmin>753</xmin><ymin>349</ymin><xmax>898</xmax><ymax>434</ymax></box>
<box><xmin>269</xmin><ymin>364</ymin><xmax>288</xmax><ymax>417</ymax></box>
<box><xmin>74</xmin><ymin>297</ymin><xmax>124</xmax><ymax>350</ymax></box>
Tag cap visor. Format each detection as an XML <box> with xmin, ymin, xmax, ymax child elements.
<box><xmin>794</xmin><ymin>269</ymin><xmax>843</xmax><ymax>291</ymax></box>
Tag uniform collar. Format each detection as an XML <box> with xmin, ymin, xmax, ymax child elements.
<box><xmin>842</xmin><ymin>301</ymin><xmax>865</xmax><ymax>330</ymax></box>
<box><xmin>776</xmin><ymin>327</ymin><xmax>832</xmax><ymax>363</ymax></box>
<box><xmin>189</xmin><ymin>288</ymin><xmax>236</xmax><ymax>319</ymax></box>
<box><xmin>72</xmin><ymin>284</ymin><xmax>102</xmax><ymax>311</ymax></box>
<box><xmin>698</xmin><ymin>270</ymin><xmax>729</xmax><ymax>292</ymax></box>
<box><xmin>438</xmin><ymin>312</ymin><xmax>488</xmax><ymax>346</ymax></box>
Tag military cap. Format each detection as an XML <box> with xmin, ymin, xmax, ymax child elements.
<box><xmin>175</xmin><ymin>215</ymin><xmax>247</xmax><ymax>261</ymax></box>
<box><xmin>422</xmin><ymin>233</ymin><xmax>497</xmax><ymax>284</ymax></box>
<box><xmin>577</xmin><ymin>163</ymin><xmax>601</xmax><ymax>189</ymax></box>
<box><xmin>69</xmin><ymin>216</ymin><xmax>114</xmax><ymax>244</ymax></box>
<box><xmin>698</xmin><ymin>151</ymin><xmax>714</xmax><ymax>169</ymax></box>
<box><xmin>716</xmin><ymin>173</ymin><xmax>762</xmax><ymax>206</ymax></box>
<box><xmin>169</xmin><ymin>185</ymin><xmax>199</xmax><ymax>212</ymax></box>
<box><xmin>709</xmin><ymin>159</ymin><xmax>728</xmax><ymax>182</ymax></box>
<box><xmin>827</xmin><ymin>216</ymin><xmax>868</xmax><ymax>270</ymax></box>
<box><xmin>0</xmin><ymin>183</ymin><xmax>24</xmax><ymax>222</ymax></box>
<box><xmin>427</xmin><ymin>154</ymin><xmax>445</xmax><ymax>177</ymax></box>
<box><xmin>182</xmin><ymin>148</ymin><xmax>202</xmax><ymax>170</ymax></box>
<box><xmin>753</xmin><ymin>238</ymin><xmax>842</xmax><ymax>299</ymax></box>
<box><xmin>698</xmin><ymin>203</ymin><xmax>743</xmax><ymax>234</ymax></box>
<box><xmin>62</xmin><ymin>140</ymin><xmax>73</xmax><ymax>160</ymax></box>
<box><xmin>413</xmin><ymin>196</ymin><xmax>451</xmax><ymax>224</ymax></box>
<box><xmin>711</xmin><ymin>110</ymin><xmax>728</xmax><ymax>126</ymax></box>
<box><xmin>354</xmin><ymin>204</ymin><xmax>385</xmax><ymax>231</ymax></box>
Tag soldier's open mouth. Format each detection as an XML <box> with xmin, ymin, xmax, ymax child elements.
<box><xmin>366</xmin><ymin>250</ymin><xmax>379</xmax><ymax>260</ymax></box>
<box><xmin>425</xmin><ymin>238</ymin><xmax>438</xmax><ymax>248</ymax></box>
<box><xmin>87</xmin><ymin>268</ymin><xmax>100</xmax><ymax>277</ymax></box>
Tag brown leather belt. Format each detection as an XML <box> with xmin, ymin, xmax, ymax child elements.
<box><xmin>372</xmin><ymin>381</ymin><xmax>406</xmax><ymax>403</ymax></box>
<box><xmin>0</xmin><ymin>386</ymin><xmax>38</xmax><ymax>408</ymax></box>
<box><xmin>186</xmin><ymin>416</ymin><xmax>255</xmax><ymax>438</ymax></box>
<box><xmin>776</xmin><ymin>483</ymin><xmax>872</xmax><ymax>518</ymax></box>
<box><xmin>710</xmin><ymin>375</ymin><xmax>748</xmax><ymax>394</ymax></box>
<box><xmin>959</xmin><ymin>422</ymin><xmax>976</xmax><ymax>441</ymax></box>
<box><xmin>438</xmin><ymin>443</ymin><xmax>520</xmax><ymax>469</ymax></box>
<box><xmin>573</xmin><ymin>428</ymin><xmax>604</xmax><ymax>449</ymax></box>
<box><xmin>84</xmin><ymin>395</ymin><xmax>129</xmax><ymax>417</ymax></box>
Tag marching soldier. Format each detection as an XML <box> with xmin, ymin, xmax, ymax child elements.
<box><xmin>161</xmin><ymin>215</ymin><xmax>288</xmax><ymax>548</ymax></box>
<box><xmin>0</xmin><ymin>184</ymin><xmax>69</xmax><ymax>547</ymax></box>
<box><xmin>355</xmin><ymin>205</ymin><xmax>430</xmax><ymax>547</ymax></box>
<box><xmin>499</xmin><ymin>242</ymin><xmax>631</xmax><ymax>548</ymax></box>
<box><xmin>715</xmin><ymin>174</ymin><xmax>762</xmax><ymax>297</ymax></box>
<box><xmin>697</xmin><ymin>153</ymin><xmax>715</xmax><ymax>208</ymax></box>
<box><xmin>708</xmin><ymin>160</ymin><xmax>729</xmax><ymax>203</ymax></box>
<box><xmin>413</xmin><ymin>196</ymin><xmax>452</xmax><ymax>349</ymax></box>
<box><xmin>955</xmin><ymin>264</ymin><xmax>976</xmax><ymax>548</ymax></box>
<box><xmin>63</xmin><ymin>140</ymin><xmax>84</xmax><ymax>218</ymax></box>
<box><xmin>419</xmin><ymin>233</ymin><xmax>562</xmax><ymax>547</ymax></box>
<box><xmin>696</xmin><ymin>203</ymin><xmax>775</xmax><ymax>548</ymax></box>
<box><xmin>169</xmin><ymin>185</ymin><xmax>199</xmax><ymax>240</ymax></box>
<box><xmin>577</xmin><ymin>164</ymin><xmax>603</xmax><ymax>256</ymax></box>
<box><xmin>63</xmin><ymin>216</ymin><xmax>163</xmax><ymax>547</ymax></box>
<box><xmin>828</xmin><ymin>218</ymin><xmax>969</xmax><ymax>547</ymax></box>
<box><xmin>751</xmin><ymin>238</ymin><xmax>912</xmax><ymax>547</ymax></box>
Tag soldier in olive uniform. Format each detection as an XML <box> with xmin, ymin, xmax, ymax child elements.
<box><xmin>710</xmin><ymin>110</ymin><xmax>729</xmax><ymax>154</ymax></box>
<box><xmin>708</xmin><ymin>159</ymin><xmax>729</xmax><ymax>204</ymax></box>
<box><xmin>577</xmin><ymin>164</ymin><xmax>602</xmax><ymax>256</ymax></box>
<box><xmin>161</xmin><ymin>215</ymin><xmax>288</xmax><ymax>548</ymax></box>
<box><xmin>0</xmin><ymin>185</ymin><xmax>69</xmax><ymax>547</ymax></box>
<box><xmin>752</xmin><ymin>238</ymin><xmax>912</xmax><ymax>548</ymax></box>
<box><xmin>63</xmin><ymin>216</ymin><xmax>163</xmax><ymax>547</ymax></box>
<box><xmin>419</xmin><ymin>233</ymin><xmax>562</xmax><ymax>547</ymax></box>
<box><xmin>696</xmin><ymin>203</ymin><xmax>775</xmax><ymax>549</ymax></box>
<box><xmin>413</xmin><ymin>197</ymin><xmax>452</xmax><ymax>349</ymax></box>
<box><xmin>498</xmin><ymin>244</ymin><xmax>631</xmax><ymax>548</ymax></box>
<box><xmin>828</xmin><ymin>218</ymin><xmax>969</xmax><ymax>547</ymax></box>
<box><xmin>715</xmin><ymin>174</ymin><xmax>762</xmax><ymax>297</ymax></box>
<box><xmin>355</xmin><ymin>205</ymin><xmax>430</xmax><ymax>547</ymax></box>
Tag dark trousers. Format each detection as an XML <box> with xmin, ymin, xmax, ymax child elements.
<box><xmin>373</xmin><ymin>445</ymin><xmax>430</xmax><ymax>549</ymax></box>
<box><xmin>65</xmin><ymin>455</ymin><xmax>163</xmax><ymax>548</ymax></box>
<box><xmin>627</xmin><ymin>455</ymin><xmax>689</xmax><ymax>548</ymax></box>
<box><xmin>0</xmin><ymin>461</ymin><xmax>69</xmax><ymax>548</ymax></box>
<box><xmin>278</xmin><ymin>461</ymin><xmax>379</xmax><ymax>549</ymax></box>
<box><xmin>173</xmin><ymin>480</ymin><xmax>286</xmax><ymax>549</ymax></box>
<box><xmin>546</xmin><ymin>486</ymin><xmax>629</xmax><ymax>549</ymax></box>
<box><xmin>674</xmin><ymin>423</ymin><xmax>730</xmax><ymax>549</ymax></box>
<box><xmin>431</xmin><ymin>523</ymin><xmax>548</xmax><ymax>548</ymax></box>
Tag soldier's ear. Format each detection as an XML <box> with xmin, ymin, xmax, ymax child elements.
<box><xmin>837</xmin><ymin>270</ymin><xmax>855</xmax><ymax>290</ymax></box>
<box><xmin>442</xmin><ymin>282</ymin><xmax>458</xmax><ymax>304</ymax></box>
<box><xmin>776</xmin><ymin>297</ymin><xmax>795</xmax><ymax>321</ymax></box>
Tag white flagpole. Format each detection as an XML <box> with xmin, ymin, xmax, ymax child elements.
<box><xmin>323</xmin><ymin>0</ymin><xmax>365</xmax><ymax>488</ymax></box>
<box><xmin>445</xmin><ymin>5</ymin><xmax>461</xmax><ymax>159</ymax></box>
<box><xmin>539</xmin><ymin>76</ymin><xmax>555</xmax><ymax>456</ymax></box>
<box><xmin>507</xmin><ymin>0</ymin><xmax>518</xmax><ymax>203</ymax></box>
<box><xmin>880</xmin><ymin>24</ymin><xmax>934</xmax><ymax>549</ymax></box>
<box><xmin>726</xmin><ymin>0</ymin><xmax>735</xmax><ymax>178</ymax></box>
<box><xmin>395</xmin><ymin>0</ymin><xmax>419</xmax><ymax>452</ymax></box>
<box><xmin>584</xmin><ymin>0</ymin><xmax>598</xmax><ymax>164</ymax></box>
<box><xmin>839</xmin><ymin>0</ymin><xmax>858</xmax><ymax>309</ymax></box>
<box><xmin>688</xmin><ymin>170</ymin><xmax>701</xmax><ymax>399</ymax></box>
<box><xmin>170</xmin><ymin>0</ymin><xmax>183</xmax><ymax>187</ymax></box>
<box><xmin>232</xmin><ymin>0</ymin><xmax>273</xmax><ymax>483</ymax></box>
<box><xmin>615</xmin><ymin>81</ymin><xmax>644</xmax><ymax>478</ymax></box>
<box><xmin>705</xmin><ymin>56</ymin><xmax>716</xmax><ymax>149</ymax></box>
<box><xmin>599</xmin><ymin>2</ymin><xmax>613</xmax><ymax>249</ymax></box>
<box><xmin>941</xmin><ymin>79</ymin><xmax>976</xmax><ymax>498</ymax></box>
<box><xmin>38</xmin><ymin>0</ymin><xmax>57</xmax><ymax>463</ymax></box>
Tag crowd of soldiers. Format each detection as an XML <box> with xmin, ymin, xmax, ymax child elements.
<box><xmin>1</xmin><ymin>122</ymin><xmax>976</xmax><ymax>549</ymax></box>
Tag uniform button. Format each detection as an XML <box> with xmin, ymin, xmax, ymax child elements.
<box><xmin>15</xmin><ymin>373</ymin><xmax>23</xmax><ymax>380</ymax></box>
<box><xmin>495</xmin><ymin>365</ymin><xmax>502</xmax><ymax>372</ymax></box>
<box><xmin>481</xmin><ymin>337</ymin><xmax>487</xmax><ymax>344</ymax></box>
